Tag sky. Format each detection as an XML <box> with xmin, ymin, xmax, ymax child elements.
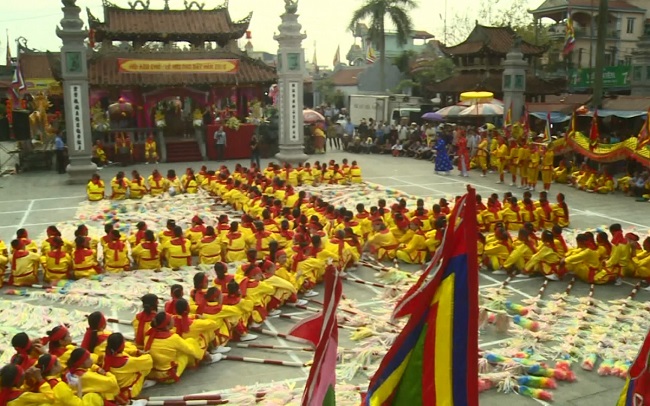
<box><xmin>1</xmin><ymin>0</ymin><xmax>543</xmax><ymax>68</ymax></box>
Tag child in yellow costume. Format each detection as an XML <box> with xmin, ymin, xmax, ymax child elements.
<box><xmin>185</xmin><ymin>216</ymin><xmax>206</xmax><ymax>256</ymax></box>
<box><xmin>0</xmin><ymin>239</ymin><xmax>8</xmax><ymax>278</ymax></box>
<box><xmin>605</xmin><ymin>224</ymin><xmax>632</xmax><ymax>285</ymax></box>
<box><xmin>476</xmin><ymin>134</ymin><xmax>489</xmax><ymax>176</ymax></box>
<box><xmin>196</xmin><ymin>286</ymin><xmax>250</xmax><ymax>343</ymax></box>
<box><xmin>527</xmin><ymin>146</ymin><xmax>541</xmax><ymax>191</ymax></box>
<box><xmin>40</xmin><ymin>237</ymin><xmax>72</xmax><ymax>281</ymax></box>
<box><xmin>494</xmin><ymin>138</ymin><xmax>509</xmax><ymax>184</ymax></box>
<box><xmin>365</xmin><ymin>220</ymin><xmax>399</xmax><ymax>261</ymax></box>
<box><xmin>166</xmin><ymin>169</ymin><xmax>183</xmax><ymax>194</ymax></box>
<box><xmin>561</xmin><ymin>234</ymin><xmax>601</xmax><ymax>283</ymax></box>
<box><xmin>144</xmin><ymin>312</ymin><xmax>222</xmax><ymax>383</ymax></box>
<box><xmin>172</xmin><ymin>299</ymin><xmax>230</xmax><ymax>354</ymax></box>
<box><xmin>523</xmin><ymin>230</ymin><xmax>562</xmax><ymax>280</ymax></box>
<box><xmin>133</xmin><ymin>294</ymin><xmax>158</xmax><ymax>349</ymax></box>
<box><xmin>71</xmin><ymin>237</ymin><xmax>100</xmax><ymax>279</ymax></box>
<box><xmin>8</xmin><ymin>240</ymin><xmax>40</xmax><ymax>287</ymax></box>
<box><xmin>0</xmin><ymin>363</ymin><xmax>54</xmax><ymax>406</ymax></box>
<box><xmin>594</xmin><ymin>173</ymin><xmax>614</xmax><ymax>194</ymax></box>
<box><xmin>132</xmin><ymin>230</ymin><xmax>161</xmax><ymax>271</ymax></box>
<box><xmin>129</xmin><ymin>170</ymin><xmax>147</xmax><ymax>199</ymax></box>
<box><xmin>103</xmin><ymin>230</ymin><xmax>130</xmax><ymax>273</ymax></box>
<box><xmin>86</xmin><ymin>174</ymin><xmax>105</xmax><ymax>201</ymax></box>
<box><xmin>110</xmin><ymin>171</ymin><xmax>129</xmax><ymax>200</ymax></box>
<box><xmin>552</xmin><ymin>193</ymin><xmax>570</xmax><ymax>228</ymax></box>
<box><xmin>482</xmin><ymin>226</ymin><xmax>513</xmax><ymax>272</ymax></box>
<box><xmin>507</xmin><ymin>140</ymin><xmax>519</xmax><ymax>186</ymax></box>
<box><xmin>503</xmin><ymin>229</ymin><xmax>536</xmax><ymax>275</ymax></box>
<box><xmin>162</xmin><ymin>226</ymin><xmax>192</xmax><ymax>269</ymax></box>
<box><xmin>517</xmin><ymin>143</ymin><xmax>530</xmax><ymax>188</ymax></box>
<box><xmin>395</xmin><ymin>219</ymin><xmax>429</xmax><ymax>264</ymax></box>
<box><xmin>221</xmin><ymin>222</ymin><xmax>248</xmax><ymax>263</ymax></box>
<box><xmin>631</xmin><ymin>237</ymin><xmax>650</xmax><ymax>279</ymax></box>
<box><xmin>148</xmin><ymin>170</ymin><xmax>166</xmax><ymax>197</ymax></box>
<box><xmin>102</xmin><ymin>333</ymin><xmax>154</xmax><ymax>404</ymax></box>
<box><xmin>349</xmin><ymin>161</ymin><xmax>362</xmax><ymax>183</ymax></box>
<box><xmin>144</xmin><ymin>135</ymin><xmax>158</xmax><ymax>164</ymax></box>
<box><xmin>540</xmin><ymin>146</ymin><xmax>554</xmax><ymax>191</ymax></box>
<box><xmin>554</xmin><ymin>161</ymin><xmax>569</xmax><ymax>184</ymax></box>
<box><xmin>268</xmin><ymin>247</ymin><xmax>300</xmax><ymax>291</ymax></box>
<box><xmin>499</xmin><ymin>197</ymin><xmax>524</xmax><ymax>231</ymax></box>
<box><xmin>36</xmin><ymin>354</ymin><xmax>108</xmax><ymax>406</ymax></box>
<box><xmin>64</xmin><ymin>348</ymin><xmax>119</xmax><ymax>402</ymax></box>
<box><xmin>197</xmin><ymin>226</ymin><xmax>222</xmax><ymax>265</ymax></box>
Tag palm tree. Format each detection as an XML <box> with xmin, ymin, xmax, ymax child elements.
<box><xmin>349</xmin><ymin>0</ymin><xmax>417</xmax><ymax>93</ymax></box>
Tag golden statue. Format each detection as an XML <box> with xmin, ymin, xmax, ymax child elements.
<box><xmin>29</xmin><ymin>93</ymin><xmax>55</xmax><ymax>143</ymax></box>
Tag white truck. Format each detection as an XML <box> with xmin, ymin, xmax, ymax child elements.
<box><xmin>348</xmin><ymin>94</ymin><xmax>422</xmax><ymax>126</ymax></box>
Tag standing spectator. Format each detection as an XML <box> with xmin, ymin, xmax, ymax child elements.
<box><xmin>54</xmin><ymin>132</ymin><xmax>66</xmax><ymax>174</ymax></box>
<box><xmin>375</xmin><ymin>122</ymin><xmax>386</xmax><ymax>145</ymax></box>
<box><xmin>250</xmin><ymin>135</ymin><xmax>261</xmax><ymax>168</ymax></box>
<box><xmin>334</xmin><ymin>121</ymin><xmax>344</xmax><ymax>150</ymax></box>
<box><xmin>344</xmin><ymin>118</ymin><xmax>355</xmax><ymax>150</ymax></box>
<box><xmin>358</xmin><ymin>118</ymin><xmax>368</xmax><ymax>138</ymax></box>
<box><xmin>326</xmin><ymin>119</ymin><xmax>339</xmax><ymax>150</ymax></box>
<box><xmin>397</xmin><ymin>122</ymin><xmax>409</xmax><ymax>142</ymax></box>
<box><xmin>214</xmin><ymin>126</ymin><xmax>227</xmax><ymax>161</ymax></box>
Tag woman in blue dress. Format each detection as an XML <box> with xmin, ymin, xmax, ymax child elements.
<box><xmin>434</xmin><ymin>135</ymin><xmax>453</xmax><ymax>175</ymax></box>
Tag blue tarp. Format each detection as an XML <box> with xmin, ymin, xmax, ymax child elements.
<box><xmin>530</xmin><ymin>110</ymin><xmax>647</xmax><ymax>122</ymax></box>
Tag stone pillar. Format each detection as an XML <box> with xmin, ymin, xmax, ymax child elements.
<box><xmin>502</xmin><ymin>38</ymin><xmax>528</xmax><ymax>125</ymax></box>
<box><xmin>56</xmin><ymin>0</ymin><xmax>97</xmax><ymax>184</ymax></box>
<box><xmin>631</xmin><ymin>34</ymin><xmax>650</xmax><ymax>96</ymax></box>
<box><xmin>273</xmin><ymin>0</ymin><xmax>308</xmax><ymax>165</ymax></box>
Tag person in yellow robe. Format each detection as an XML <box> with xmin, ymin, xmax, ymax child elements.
<box><xmin>148</xmin><ymin>170</ymin><xmax>166</xmax><ymax>197</ymax></box>
<box><xmin>499</xmin><ymin>197</ymin><xmax>524</xmax><ymax>231</ymax></box>
<box><xmin>197</xmin><ymin>226</ymin><xmax>222</xmax><ymax>265</ymax></box>
<box><xmin>503</xmin><ymin>229</ymin><xmax>537</xmax><ymax>276</ymax></box>
<box><xmin>129</xmin><ymin>170</ymin><xmax>148</xmax><ymax>199</ymax></box>
<box><xmin>132</xmin><ymin>294</ymin><xmax>158</xmax><ymax>349</ymax></box>
<box><xmin>72</xmin><ymin>237</ymin><xmax>100</xmax><ymax>279</ymax></box>
<box><xmin>166</xmin><ymin>169</ymin><xmax>183</xmax><ymax>195</ymax></box>
<box><xmin>507</xmin><ymin>140</ymin><xmax>520</xmax><ymax>186</ymax></box>
<box><xmin>594</xmin><ymin>173</ymin><xmax>615</xmax><ymax>194</ymax></box>
<box><xmin>103</xmin><ymin>230</ymin><xmax>130</xmax><ymax>273</ymax></box>
<box><xmin>476</xmin><ymin>134</ymin><xmax>489</xmax><ymax>176</ymax></box>
<box><xmin>182</xmin><ymin>171</ymin><xmax>199</xmax><ymax>194</ymax></box>
<box><xmin>553</xmin><ymin>160</ymin><xmax>569</xmax><ymax>184</ymax></box>
<box><xmin>631</xmin><ymin>237</ymin><xmax>650</xmax><ymax>279</ymax></box>
<box><xmin>102</xmin><ymin>333</ymin><xmax>155</xmax><ymax>403</ymax></box>
<box><xmin>185</xmin><ymin>216</ymin><xmax>206</xmax><ymax>255</ymax></box>
<box><xmin>561</xmin><ymin>234</ymin><xmax>600</xmax><ymax>283</ymax></box>
<box><xmin>41</xmin><ymin>226</ymin><xmax>72</xmax><ymax>256</ymax></box>
<box><xmin>482</xmin><ymin>226</ymin><xmax>513</xmax><ymax>272</ymax></box>
<box><xmin>494</xmin><ymin>137</ymin><xmax>509</xmax><ymax>184</ymax></box>
<box><xmin>144</xmin><ymin>134</ymin><xmax>158</xmax><ymax>164</ymax></box>
<box><xmin>8</xmin><ymin>240</ymin><xmax>39</xmax><ymax>286</ymax></box>
<box><xmin>40</xmin><ymin>237</ymin><xmax>72</xmax><ymax>281</ymax></box>
<box><xmin>220</xmin><ymin>222</ymin><xmax>246</xmax><ymax>263</ymax></box>
<box><xmin>162</xmin><ymin>226</ymin><xmax>192</xmax><ymax>269</ymax></box>
<box><xmin>172</xmin><ymin>299</ymin><xmax>230</xmax><ymax>353</ymax></box>
<box><xmin>517</xmin><ymin>142</ymin><xmax>530</xmax><ymax>188</ymax></box>
<box><xmin>523</xmin><ymin>230</ymin><xmax>562</xmax><ymax>280</ymax></box>
<box><xmin>131</xmin><ymin>230</ymin><xmax>161</xmax><ymax>271</ymax></box>
<box><xmin>110</xmin><ymin>171</ymin><xmax>129</xmax><ymax>200</ymax></box>
<box><xmin>86</xmin><ymin>174</ymin><xmax>105</xmax><ymax>202</ymax></box>
<box><xmin>527</xmin><ymin>145</ymin><xmax>541</xmax><ymax>191</ymax></box>
<box><xmin>0</xmin><ymin>239</ymin><xmax>7</xmax><ymax>278</ymax></box>
<box><xmin>267</xmin><ymin>243</ymin><xmax>301</xmax><ymax>293</ymax></box>
<box><xmin>540</xmin><ymin>146</ymin><xmax>554</xmax><ymax>192</ymax></box>
<box><xmin>552</xmin><ymin>193</ymin><xmax>570</xmax><ymax>228</ymax></box>
<box><xmin>312</xmin><ymin>124</ymin><xmax>326</xmax><ymax>153</ymax></box>
<box><xmin>605</xmin><ymin>224</ymin><xmax>632</xmax><ymax>285</ymax></box>
<box><xmin>144</xmin><ymin>312</ymin><xmax>221</xmax><ymax>383</ymax></box>
<box><xmin>80</xmin><ymin>312</ymin><xmax>136</xmax><ymax>364</ymax></box>
<box><xmin>395</xmin><ymin>219</ymin><xmax>428</xmax><ymax>264</ymax></box>
<box><xmin>36</xmin><ymin>354</ymin><xmax>108</xmax><ymax>406</ymax></box>
<box><xmin>364</xmin><ymin>220</ymin><xmax>399</xmax><ymax>261</ymax></box>
<box><xmin>45</xmin><ymin>326</ymin><xmax>92</xmax><ymax>367</ymax></box>
<box><xmin>92</xmin><ymin>139</ymin><xmax>108</xmax><ymax>167</ymax></box>
<box><xmin>64</xmin><ymin>348</ymin><xmax>119</xmax><ymax>402</ymax></box>
<box><xmin>0</xmin><ymin>363</ymin><xmax>52</xmax><ymax>406</ymax></box>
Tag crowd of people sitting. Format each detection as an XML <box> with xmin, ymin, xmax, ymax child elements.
<box><xmin>1</xmin><ymin>158</ymin><xmax>650</xmax><ymax>404</ymax></box>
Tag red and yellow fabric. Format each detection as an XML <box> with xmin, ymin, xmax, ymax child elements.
<box><xmin>367</xmin><ymin>229</ymin><xmax>399</xmax><ymax>261</ymax></box>
<box><xmin>40</xmin><ymin>250</ymin><xmax>72</xmax><ymax>281</ymax></box>
<box><xmin>145</xmin><ymin>332</ymin><xmax>205</xmax><ymax>383</ymax></box>
<box><xmin>148</xmin><ymin>175</ymin><xmax>166</xmax><ymax>196</ymax></box>
<box><xmin>9</xmin><ymin>250</ymin><xmax>40</xmax><ymax>286</ymax></box>
<box><xmin>524</xmin><ymin>244</ymin><xmax>560</xmax><ymax>275</ymax></box>
<box><xmin>162</xmin><ymin>238</ymin><xmax>192</xmax><ymax>269</ymax></box>
<box><xmin>131</xmin><ymin>242</ymin><xmax>161</xmax><ymax>270</ymax></box>
<box><xmin>197</xmin><ymin>236</ymin><xmax>222</xmax><ymax>265</ymax></box>
<box><xmin>395</xmin><ymin>231</ymin><xmax>428</xmax><ymax>264</ymax></box>
<box><xmin>41</xmin><ymin>376</ymin><xmax>104</xmax><ymax>406</ymax></box>
<box><xmin>482</xmin><ymin>238</ymin><xmax>512</xmax><ymax>270</ymax></box>
<box><xmin>103</xmin><ymin>352</ymin><xmax>153</xmax><ymax>401</ymax></box>
<box><xmin>503</xmin><ymin>240</ymin><xmax>535</xmax><ymax>271</ymax></box>
<box><xmin>72</xmin><ymin>249</ymin><xmax>100</xmax><ymax>279</ymax></box>
<box><xmin>144</xmin><ymin>140</ymin><xmax>158</xmax><ymax>160</ymax></box>
<box><xmin>185</xmin><ymin>225</ymin><xmax>206</xmax><ymax>255</ymax></box>
<box><xmin>86</xmin><ymin>180</ymin><xmax>105</xmax><ymax>202</ymax></box>
<box><xmin>5</xmin><ymin>381</ymin><xmax>54</xmax><ymax>406</ymax></box>
<box><xmin>129</xmin><ymin>179</ymin><xmax>147</xmax><ymax>199</ymax></box>
<box><xmin>103</xmin><ymin>241</ymin><xmax>130</xmax><ymax>273</ymax></box>
<box><xmin>110</xmin><ymin>177</ymin><xmax>130</xmax><ymax>200</ymax></box>
<box><xmin>67</xmin><ymin>365</ymin><xmax>120</xmax><ymax>401</ymax></box>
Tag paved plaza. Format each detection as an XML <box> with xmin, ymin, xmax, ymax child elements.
<box><xmin>0</xmin><ymin>151</ymin><xmax>648</xmax><ymax>405</ymax></box>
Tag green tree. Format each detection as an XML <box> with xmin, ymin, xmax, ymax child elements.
<box><xmin>315</xmin><ymin>79</ymin><xmax>345</xmax><ymax>108</ymax></box>
<box><xmin>349</xmin><ymin>0</ymin><xmax>418</xmax><ymax>93</ymax></box>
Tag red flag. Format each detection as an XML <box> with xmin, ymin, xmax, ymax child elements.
<box><xmin>589</xmin><ymin>110</ymin><xmax>599</xmax><ymax>150</ymax></box>
<box><xmin>636</xmin><ymin>109</ymin><xmax>650</xmax><ymax>151</ymax></box>
<box><xmin>289</xmin><ymin>265</ymin><xmax>341</xmax><ymax>406</ymax></box>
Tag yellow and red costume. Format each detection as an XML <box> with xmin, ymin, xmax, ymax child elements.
<box><xmin>197</xmin><ymin>235</ymin><xmax>222</xmax><ymax>265</ymax></box>
<box><xmin>9</xmin><ymin>249</ymin><xmax>40</xmax><ymax>286</ymax></box>
<box><xmin>132</xmin><ymin>241</ymin><xmax>161</xmax><ymax>270</ymax></box>
<box><xmin>40</xmin><ymin>248</ymin><xmax>72</xmax><ymax>281</ymax></box>
<box><xmin>103</xmin><ymin>239</ymin><xmax>130</xmax><ymax>273</ymax></box>
<box><xmin>86</xmin><ymin>179</ymin><xmax>105</xmax><ymax>201</ymax></box>
<box><xmin>72</xmin><ymin>248</ymin><xmax>100</xmax><ymax>279</ymax></box>
<box><xmin>110</xmin><ymin>177</ymin><xmax>129</xmax><ymax>200</ymax></box>
<box><xmin>144</xmin><ymin>137</ymin><xmax>158</xmax><ymax>162</ymax></box>
<box><xmin>162</xmin><ymin>237</ymin><xmax>192</xmax><ymax>269</ymax></box>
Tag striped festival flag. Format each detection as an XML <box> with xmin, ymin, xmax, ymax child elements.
<box><xmin>364</xmin><ymin>187</ymin><xmax>479</xmax><ymax>406</ymax></box>
<box><xmin>636</xmin><ymin>108</ymin><xmax>650</xmax><ymax>150</ymax></box>
<box><xmin>288</xmin><ymin>265</ymin><xmax>342</xmax><ymax>406</ymax></box>
<box><xmin>589</xmin><ymin>110</ymin><xmax>599</xmax><ymax>150</ymax></box>
<box><xmin>617</xmin><ymin>329</ymin><xmax>650</xmax><ymax>405</ymax></box>
<box><xmin>563</xmin><ymin>10</ymin><xmax>576</xmax><ymax>56</ymax></box>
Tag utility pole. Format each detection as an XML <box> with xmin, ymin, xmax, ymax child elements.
<box><xmin>592</xmin><ymin>0</ymin><xmax>607</xmax><ymax>108</ymax></box>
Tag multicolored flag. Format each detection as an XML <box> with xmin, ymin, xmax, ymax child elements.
<box><xmin>289</xmin><ymin>265</ymin><xmax>342</xmax><ymax>406</ymax></box>
<box><xmin>366</xmin><ymin>41</ymin><xmax>376</xmax><ymax>64</ymax></box>
<box><xmin>617</xmin><ymin>329</ymin><xmax>650</xmax><ymax>406</ymax></box>
<box><xmin>636</xmin><ymin>109</ymin><xmax>650</xmax><ymax>150</ymax></box>
<box><xmin>364</xmin><ymin>187</ymin><xmax>479</xmax><ymax>406</ymax></box>
<box><xmin>541</xmin><ymin>112</ymin><xmax>551</xmax><ymax>143</ymax></box>
<box><xmin>504</xmin><ymin>102</ymin><xmax>513</xmax><ymax>138</ymax></box>
<box><xmin>333</xmin><ymin>45</ymin><xmax>340</xmax><ymax>68</ymax></box>
<box><xmin>589</xmin><ymin>110</ymin><xmax>599</xmax><ymax>150</ymax></box>
<box><xmin>563</xmin><ymin>11</ymin><xmax>576</xmax><ymax>55</ymax></box>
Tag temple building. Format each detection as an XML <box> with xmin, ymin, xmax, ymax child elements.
<box><xmin>426</xmin><ymin>23</ymin><xmax>565</xmax><ymax>104</ymax></box>
<box><xmin>40</xmin><ymin>0</ymin><xmax>276</xmax><ymax>161</ymax></box>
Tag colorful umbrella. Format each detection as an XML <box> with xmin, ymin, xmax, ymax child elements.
<box><xmin>459</xmin><ymin>103</ymin><xmax>504</xmax><ymax>117</ymax></box>
<box><xmin>421</xmin><ymin>112</ymin><xmax>445</xmax><ymax>121</ymax></box>
<box><xmin>437</xmin><ymin>105</ymin><xmax>467</xmax><ymax>117</ymax></box>
<box><xmin>303</xmin><ymin>109</ymin><xmax>325</xmax><ymax>123</ymax></box>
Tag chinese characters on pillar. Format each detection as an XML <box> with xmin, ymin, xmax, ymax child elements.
<box><xmin>69</xmin><ymin>85</ymin><xmax>84</xmax><ymax>151</ymax></box>
<box><xmin>289</xmin><ymin>81</ymin><xmax>299</xmax><ymax>142</ymax></box>
<box><xmin>278</xmin><ymin>79</ymin><xmax>284</xmax><ymax>141</ymax></box>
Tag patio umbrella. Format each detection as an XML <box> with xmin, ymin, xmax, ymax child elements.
<box><xmin>303</xmin><ymin>109</ymin><xmax>325</xmax><ymax>123</ymax></box>
<box><xmin>421</xmin><ymin>111</ymin><xmax>444</xmax><ymax>121</ymax></box>
<box><xmin>459</xmin><ymin>103</ymin><xmax>504</xmax><ymax>117</ymax></box>
<box><xmin>458</xmin><ymin>99</ymin><xmax>504</xmax><ymax>107</ymax></box>
<box><xmin>437</xmin><ymin>105</ymin><xmax>467</xmax><ymax>117</ymax></box>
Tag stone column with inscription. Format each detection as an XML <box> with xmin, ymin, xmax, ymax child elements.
<box><xmin>57</xmin><ymin>0</ymin><xmax>97</xmax><ymax>184</ymax></box>
<box><xmin>273</xmin><ymin>0</ymin><xmax>308</xmax><ymax>165</ymax></box>
<box><xmin>502</xmin><ymin>38</ymin><xmax>527</xmax><ymax>125</ymax></box>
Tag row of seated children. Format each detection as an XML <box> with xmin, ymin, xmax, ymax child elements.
<box><xmin>87</xmin><ymin>160</ymin><xmax>363</xmax><ymax>201</ymax></box>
